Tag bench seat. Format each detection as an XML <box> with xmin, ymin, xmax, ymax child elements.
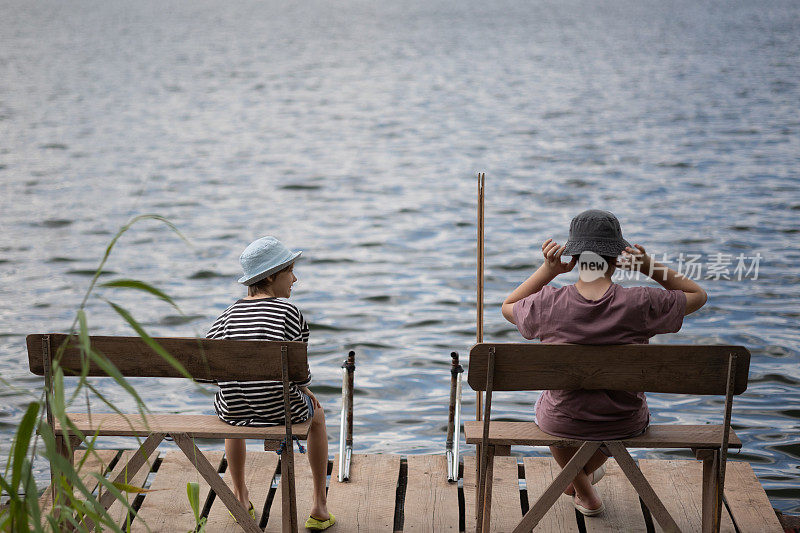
<box><xmin>57</xmin><ymin>412</ymin><xmax>311</xmax><ymax>440</ymax></box>
<box><xmin>464</xmin><ymin>421</ymin><xmax>740</xmax><ymax>449</ymax></box>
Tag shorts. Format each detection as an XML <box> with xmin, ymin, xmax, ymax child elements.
<box><xmin>301</xmin><ymin>391</ymin><xmax>315</xmax><ymax>418</ymax></box>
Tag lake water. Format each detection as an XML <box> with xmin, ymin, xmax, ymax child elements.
<box><xmin>1</xmin><ymin>0</ymin><xmax>798</xmax><ymax>514</ymax></box>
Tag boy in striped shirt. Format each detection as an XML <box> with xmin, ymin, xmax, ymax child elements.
<box><xmin>208</xmin><ymin>236</ymin><xmax>334</xmax><ymax>530</ymax></box>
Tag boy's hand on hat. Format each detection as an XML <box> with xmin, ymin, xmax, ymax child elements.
<box><xmin>617</xmin><ymin>244</ymin><xmax>651</xmax><ymax>272</ymax></box>
<box><xmin>541</xmin><ymin>238</ymin><xmax>578</xmax><ymax>276</ymax></box>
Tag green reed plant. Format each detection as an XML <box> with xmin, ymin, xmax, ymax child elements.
<box><xmin>0</xmin><ymin>214</ymin><xmax>206</xmax><ymax>532</ymax></box>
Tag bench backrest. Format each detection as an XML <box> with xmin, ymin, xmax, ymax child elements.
<box><xmin>27</xmin><ymin>334</ymin><xmax>309</xmax><ymax>382</ymax></box>
<box><xmin>468</xmin><ymin>343</ymin><xmax>750</xmax><ymax>395</ymax></box>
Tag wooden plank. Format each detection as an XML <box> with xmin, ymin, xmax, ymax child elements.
<box><xmin>468</xmin><ymin>343</ymin><xmax>750</xmax><ymax>395</ymax></box>
<box><xmin>55</xmin><ymin>412</ymin><xmax>311</xmax><ymax>440</ymax></box>
<box><xmin>327</xmin><ymin>454</ymin><xmax>400</xmax><ymax>531</ymax></box>
<box><xmin>639</xmin><ymin>460</ymin><xmax>736</xmax><ymax>532</ymax></box>
<box><xmin>265</xmin><ymin>451</ymin><xmax>316</xmax><ymax>532</ymax></box>
<box><xmin>463</xmin><ymin>422</ymin><xmax>741</xmax><ymax>449</ymax></box>
<box><xmin>131</xmin><ymin>450</ymin><xmax>224</xmax><ymax>532</ymax></box>
<box><xmin>38</xmin><ymin>449</ymin><xmax>118</xmax><ymax>514</ymax></box>
<box><xmin>403</xmin><ymin>455</ymin><xmax>459</xmax><ymax>531</ymax></box>
<box><xmin>723</xmin><ymin>461</ymin><xmax>783</xmax><ymax>532</ymax></box>
<box><xmin>583</xmin><ymin>459</ymin><xmax>647</xmax><ymax>533</ymax></box>
<box><xmin>27</xmin><ymin>334</ymin><xmax>309</xmax><ymax>381</ymax></box>
<box><xmin>463</xmin><ymin>455</ymin><xmax>521</xmax><ymax>532</ymax></box>
<box><xmin>205</xmin><ymin>451</ymin><xmax>280</xmax><ymax>532</ymax></box>
<box><xmin>105</xmin><ymin>449</ymin><xmax>158</xmax><ymax>528</ymax></box>
<box><xmin>522</xmin><ymin>457</ymin><xmax>579</xmax><ymax>532</ymax></box>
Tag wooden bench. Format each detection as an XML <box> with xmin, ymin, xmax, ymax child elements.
<box><xmin>464</xmin><ymin>343</ymin><xmax>750</xmax><ymax>533</ymax></box>
<box><xmin>27</xmin><ymin>333</ymin><xmax>313</xmax><ymax>533</ymax></box>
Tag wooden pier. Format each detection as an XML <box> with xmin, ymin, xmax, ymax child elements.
<box><xmin>40</xmin><ymin>450</ymin><xmax>783</xmax><ymax>532</ymax></box>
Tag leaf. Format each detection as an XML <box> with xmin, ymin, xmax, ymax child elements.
<box><xmin>66</xmin><ymin>213</ymin><xmax>188</xmax><ymax>336</ymax></box>
<box><xmin>111</xmin><ymin>481</ymin><xmax>160</xmax><ymax>494</ymax></box>
<box><xmin>11</xmin><ymin>402</ymin><xmax>39</xmax><ymax>492</ymax></box>
<box><xmin>187</xmin><ymin>481</ymin><xmax>201</xmax><ymax>522</ymax></box>
<box><xmin>100</xmin><ymin>279</ymin><xmax>181</xmax><ymax>312</ymax></box>
<box><xmin>83</xmin><ymin>345</ymin><xmax>146</xmax><ymax>408</ymax></box>
<box><xmin>107</xmin><ymin>301</ymin><xmax>193</xmax><ymax>380</ymax></box>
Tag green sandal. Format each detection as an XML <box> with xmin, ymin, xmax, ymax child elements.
<box><xmin>305</xmin><ymin>512</ymin><xmax>335</xmax><ymax>530</ymax></box>
<box><xmin>228</xmin><ymin>500</ymin><xmax>256</xmax><ymax>522</ymax></box>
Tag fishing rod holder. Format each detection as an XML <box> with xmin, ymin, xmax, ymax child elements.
<box><xmin>338</xmin><ymin>350</ymin><xmax>356</xmax><ymax>482</ymax></box>
<box><xmin>446</xmin><ymin>351</ymin><xmax>464</xmax><ymax>482</ymax></box>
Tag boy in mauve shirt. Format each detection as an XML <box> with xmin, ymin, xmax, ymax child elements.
<box><xmin>501</xmin><ymin>210</ymin><xmax>707</xmax><ymax>516</ymax></box>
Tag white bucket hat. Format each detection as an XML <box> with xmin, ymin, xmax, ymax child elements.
<box><xmin>238</xmin><ymin>236</ymin><xmax>302</xmax><ymax>286</ymax></box>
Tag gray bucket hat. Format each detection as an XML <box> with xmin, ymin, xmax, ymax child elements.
<box><xmin>562</xmin><ymin>210</ymin><xmax>631</xmax><ymax>257</ymax></box>
<box><xmin>238</xmin><ymin>236</ymin><xmax>302</xmax><ymax>285</ymax></box>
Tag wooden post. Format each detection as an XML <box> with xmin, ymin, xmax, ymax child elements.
<box><xmin>714</xmin><ymin>354</ymin><xmax>738</xmax><ymax>533</ymax></box>
<box><xmin>280</xmin><ymin>345</ymin><xmax>299</xmax><ymax>533</ymax></box>
<box><xmin>41</xmin><ymin>335</ymin><xmax>64</xmax><ymax>507</ymax></box>
<box><xmin>476</xmin><ymin>172</ymin><xmax>485</xmax><ymax>421</ymax></box>
<box><xmin>475</xmin><ymin>345</ymin><xmax>495</xmax><ymax>533</ymax></box>
<box><xmin>702</xmin><ymin>450</ymin><xmax>721</xmax><ymax>533</ymax></box>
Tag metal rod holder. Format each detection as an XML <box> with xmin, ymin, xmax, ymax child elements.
<box><xmin>338</xmin><ymin>350</ymin><xmax>355</xmax><ymax>482</ymax></box>
<box><xmin>446</xmin><ymin>351</ymin><xmax>464</xmax><ymax>482</ymax></box>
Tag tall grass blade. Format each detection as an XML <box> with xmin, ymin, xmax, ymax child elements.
<box><xmin>100</xmin><ymin>279</ymin><xmax>181</xmax><ymax>312</ymax></box>
<box><xmin>11</xmin><ymin>403</ymin><xmax>39</xmax><ymax>493</ymax></box>
<box><xmin>107</xmin><ymin>301</ymin><xmax>194</xmax><ymax>380</ymax></box>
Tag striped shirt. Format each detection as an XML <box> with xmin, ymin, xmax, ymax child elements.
<box><xmin>207</xmin><ymin>298</ymin><xmax>312</xmax><ymax>426</ymax></box>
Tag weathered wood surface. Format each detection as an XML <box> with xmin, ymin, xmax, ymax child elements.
<box><xmin>265</xmin><ymin>451</ymin><xmax>317</xmax><ymax>532</ymax></box>
<box><xmin>463</xmin><ymin>455</ymin><xmax>521</xmax><ymax>532</ymax></box>
<box><xmin>639</xmin><ymin>459</ymin><xmax>736</xmax><ymax>532</ymax></box>
<box><xmin>468</xmin><ymin>343</ymin><xmax>750</xmax><ymax>394</ymax></box>
<box><xmin>38</xmin><ymin>449</ymin><xmax>118</xmax><ymax>514</ymax></box>
<box><xmin>463</xmin><ymin>421</ymin><xmax>742</xmax><ymax>449</ymax></box>
<box><xmin>204</xmin><ymin>450</ymin><xmax>279</xmax><ymax>532</ymax></box>
<box><xmin>55</xmin><ymin>412</ymin><xmax>311</xmax><ymax>439</ymax></box>
<box><xmin>522</xmin><ymin>457</ymin><xmax>579</xmax><ymax>532</ymax></box>
<box><xmin>723</xmin><ymin>461</ymin><xmax>783</xmax><ymax>533</ymax></box>
<box><xmin>131</xmin><ymin>450</ymin><xmax>224</xmax><ymax>532</ymax></box>
<box><xmin>27</xmin><ymin>334</ymin><xmax>309</xmax><ymax>381</ymax></box>
<box><xmin>36</xmin><ymin>452</ymin><xmax>784</xmax><ymax>532</ymax></box>
<box><xmin>105</xmin><ymin>449</ymin><xmax>158</xmax><ymax>528</ymax></box>
<box><xmin>328</xmin><ymin>453</ymin><xmax>401</xmax><ymax>531</ymax></box>
<box><xmin>583</xmin><ymin>459</ymin><xmax>647</xmax><ymax>532</ymax></box>
<box><xmin>403</xmin><ymin>454</ymin><xmax>459</xmax><ymax>531</ymax></box>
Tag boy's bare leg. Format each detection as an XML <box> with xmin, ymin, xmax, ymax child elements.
<box><xmin>550</xmin><ymin>446</ymin><xmax>606</xmax><ymax>509</ymax></box>
<box><xmin>307</xmin><ymin>406</ymin><xmax>330</xmax><ymax>520</ymax></box>
<box><xmin>225</xmin><ymin>438</ymin><xmax>250</xmax><ymax>507</ymax></box>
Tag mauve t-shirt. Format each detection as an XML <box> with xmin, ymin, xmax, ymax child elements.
<box><xmin>512</xmin><ymin>283</ymin><xmax>687</xmax><ymax>440</ymax></box>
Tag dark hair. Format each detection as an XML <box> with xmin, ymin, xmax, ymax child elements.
<box><xmin>247</xmin><ymin>263</ymin><xmax>293</xmax><ymax>297</ymax></box>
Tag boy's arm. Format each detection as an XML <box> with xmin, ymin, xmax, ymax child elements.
<box><xmin>502</xmin><ymin>239</ymin><xmax>577</xmax><ymax>323</ymax></box>
<box><xmin>623</xmin><ymin>245</ymin><xmax>707</xmax><ymax>315</ymax></box>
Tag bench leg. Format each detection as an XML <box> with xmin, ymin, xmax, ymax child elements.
<box><xmin>51</xmin><ymin>435</ymin><xmax>78</xmax><ymax>516</ymax></box>
<box><xmin>172</xmin><ymin>433</ymin><xmax>262</xmax><ymax>533</ymax></box>
<box><xmin>701</xmin><ymin>450</ymin><xmax>721</xmax><ymax>533</ymax></box>
<box><xmin>80</xmin><ymin>432</ymin><xmax>164</xmax><ymax>532</ymax></box>
<box><xmin>280</xmin><ymin>441</ymin><xmax>299</xmax><ymax>533</ymax></box>
<box><xmin>477</xmin><ymin>445</ymin><xmax>495</xmax><ymax>533</ymax></box>
<box><xmin>604</xmin><ymin>441</ymin><xmax>681</xmax><ymax>533</ymax></box>
<box><xmin>513</xmin><ymin>441</ymin><xmax>601</xmax><ymax>533</ymax></box>
<box><xmin>474</xmin><ymin>443</ymin><xmax>481</xmax><ymax>522</ymax></box>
